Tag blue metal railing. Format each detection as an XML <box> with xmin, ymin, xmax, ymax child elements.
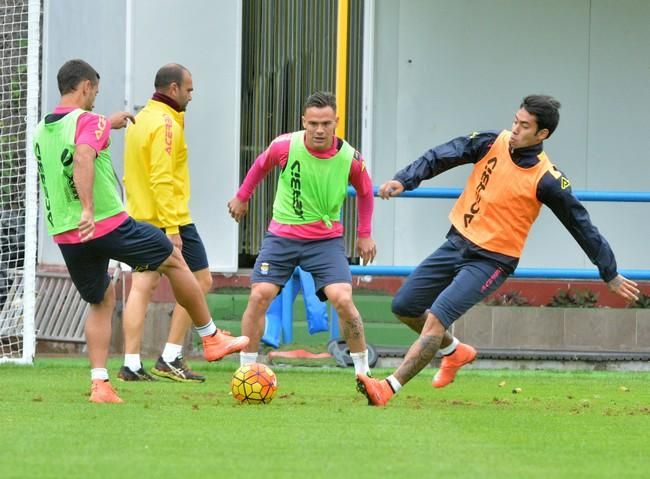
<box><xmin>349</xmin><ymin>266</ymin><xmax>650</xmax><ymax>280</ymax></box>
<box><xmin>348</xmin><ymin>186</ymin><xmax>650</xmax><ymax>203</ymax></box>
<box><xmin>347</xmin><ymin>186</ymin><xmax>650</xmax><ymax>281</ymax></box>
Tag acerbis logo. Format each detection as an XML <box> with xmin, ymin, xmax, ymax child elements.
<box><xmin>163</xmin><ymin>115</ymin><xmax>173</xmax><ymax>155</ymax></box>
<box><xmin>289</xmin><ymin>159</ymin><xmax>304</xmax><ymax>219</ymax></box>
<box><xmin>463</xmin><ymin>157</ymin><xmax>497</xmax><ymax>228</ymax></box>
<box><xmin>34</xmin><ymin>143</ymin><xmax>54</xmax><ymax>227</ymax></box>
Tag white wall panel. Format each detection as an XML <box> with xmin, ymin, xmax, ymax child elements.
<box><xmin>373</xmin><ymin>0</ymin><xmax>648</xmax><ymax>271</ymax></box>
<box><xmin>40</xmin><ymin>0</ymin><xmax>242</xmax><ymax>272</ymax></box>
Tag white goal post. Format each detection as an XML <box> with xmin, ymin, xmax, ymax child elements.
<box><xmin>0</xmin><ymin>0</ymin><xmax>40</xmax><ymax>364</ymax></box>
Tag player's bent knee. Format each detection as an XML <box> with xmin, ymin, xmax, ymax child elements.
<box><xmin>158</xmin><ymin>247</ymin><xmax>189</xmax><ymax>274</ymax></box>
<box><xmin>195</xmin><ymin>269</ymin><xmax>212</xmax><ymax>294</ymax></box>
<box><xmin>131</xmin><ymin>272</ymin><xmax>161</xmax><ymax>295</ymax></box>
<box><xmin>391</xmin><ymin>293</ymin><xmax>417</xmax><ymax>317</ymax></box>
<box><xmin>249</xmin><ymin>284</ymin><xmax>278</xmax><ymax>309</ymax></box>
<box><xmin>422</xmin><ymin>314</ymin><xmax>446</xmax><ymax>336</ymax></box>
<box><xmin>324</xmin><ymin>284</ymin><xmax>353</xmax><ymax>307</ymax></box>
<box><xmin>330</xmin><ymin>294</ymin><xmax>354</xmax><ymax>313</ymax></box>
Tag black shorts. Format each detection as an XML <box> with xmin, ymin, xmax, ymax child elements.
<box><xmin>176</xmin><ymin>223</ymin><xmax>209</xmax><ymax>272</ymax></box>
<box><xmin>251</xmin><ymin>233</ymin><xmax>351</xmax><ymax>301</ymax></box>
<box><xmin>58</xmin><ymin>217</ymin><xmax>173</xmax><ymax>304</ymax></box>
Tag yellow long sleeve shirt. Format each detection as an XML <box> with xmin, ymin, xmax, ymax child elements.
<box><xmin>123</xmin><ymin>99</ymin><xmax>192</xmax><ymax>234</ymax></box>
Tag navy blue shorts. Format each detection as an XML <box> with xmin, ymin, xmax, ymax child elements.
<box><xmin>176</xmin><ymin>223</ymin><xmax>208</xmax><ymax>272</ymax></box>
<box><xmin>58</xmin><ymin>217</ymin><xmax>173</xmax><ymax>304</ymax></box>
<box><xmin>252</xmin><ymin>233</ymin><xmax>351</xmax><ymax>301</ymax></box>
<box><xmin>391</xmin><ymin>239</ymin><xmax>508</xmax><ymax>328</ymax></box>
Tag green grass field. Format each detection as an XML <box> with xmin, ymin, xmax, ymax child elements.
<box><xmin>2</xmin><ymin>359</ymin><xmax>650</xmax><ymax>479</ymax></box>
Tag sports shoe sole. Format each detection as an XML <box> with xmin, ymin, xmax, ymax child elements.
<box><xmin>117</xmin><ymin>371</ymin><xmax>158</xmax><ymax>382</ymax></box>
<box><xmin>150</xmin><ymin>368</ymin><xmax>206</xmax><ymax>383</ymax></box>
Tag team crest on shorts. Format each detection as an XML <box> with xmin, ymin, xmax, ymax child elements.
<box><xmin>260</xmin><ymin>262</ymin><xmax>270</xmax><ymax>275</ymax></box>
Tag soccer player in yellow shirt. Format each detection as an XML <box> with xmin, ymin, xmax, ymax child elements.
<box><xmin>120</xmin><ymin>64</ymin><xmax>223</xmax><ymax>382</ymax></box>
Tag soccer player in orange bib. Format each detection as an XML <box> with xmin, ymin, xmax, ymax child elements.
<box><xmin>357</xmin><ymin>95</ymin><xmax>639</xmax><ymax>406</ymax></box>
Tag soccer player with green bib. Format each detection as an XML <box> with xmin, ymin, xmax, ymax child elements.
<box><xmin>33</xmin><ymin>59</ymin><xmax>248</xmax><ymax>403</ymax></box>
<box><xmin>228</xmin><ymin>91</ymin><xmax>377</xmax><ymax>386</ymax></box>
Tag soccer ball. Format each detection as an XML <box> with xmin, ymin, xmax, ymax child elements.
<box><xmin>231</xmin><ymin>363</ymin><xmax>278</xmax><ymax>404</ymax></box>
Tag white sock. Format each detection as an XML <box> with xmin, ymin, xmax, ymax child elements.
<box><xmin>438</xmin><ymin>336</ymin><xmax>460</xmax><ymax>356</ymax></box>
<box><xmin>386</xmin><ymin>375</ymin><xmax>402</xmax><ymax>393</ymax></box>
<box><xmin>350</xmin><ymin>349</ymin><xmax>370</xmax><ymax>376</ymax></box>
<box><xmin>124</xmin><ymin>354</ymin><xmax>141</xmax><ymax>372</ymax></box>
<box><xmin>162</xmin><ymin>343</ymin><xmax>183</xmax><ymax>363</ymax></box>
<box><xmin>240</xmin><ymin>351</ymin><xmax>258</xmax><ymax>366</ymax></box>
<box><xmin>195</xmin><ymin>319</ymin><xmax>217</xmax><ymax>337</ymax></box>
<box><xmin>91</xmin><ymin>368</ymin><xmax>109</xmax><ymax>381</ymax></box>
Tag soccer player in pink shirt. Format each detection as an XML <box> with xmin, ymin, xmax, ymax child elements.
<box><xmin>228</xmin><ymin>91</ymin><xmax>377</xmax><ymax>389</ymax></box>
<box><xmin>34</xmin><ymin>59</ymin><xmax>249</xmax><ymax>403</ymax></box>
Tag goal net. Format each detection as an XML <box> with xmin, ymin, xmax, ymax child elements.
<box><xmin>0</xmin><ymin>0</ymin><xmax>39</xmax><ymax>364</ymax></box>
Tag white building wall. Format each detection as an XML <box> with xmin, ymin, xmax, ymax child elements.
<box><xmin>39</xmin><ymin>0</ymin><xmax>242</xmax><ymax>271</ymax></box>
<box><xmin>39</xmin><ymin>0</ymin><xmax>649</xmax><ymax>274</ymax></box>
<box><xmin>371</xmin><ymin>0</ymin><xmax>650</xmax><ymax>272</ymax></box>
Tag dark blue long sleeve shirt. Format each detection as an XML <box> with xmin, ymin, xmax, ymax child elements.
<box><xmin>393</xmin><ymin>131</ymin><xmax>618</xmax><ymax>281</ymax></box>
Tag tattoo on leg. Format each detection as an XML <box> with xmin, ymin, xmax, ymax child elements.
<box><xmin>342</xmin><ymin>315</ymin><xmax>364</xmax><ymax>341</ymax></box>
<box><xmin>396</xmin><ymin>333</ymin><xmax>443</xmax><ymax>384</ymax></box>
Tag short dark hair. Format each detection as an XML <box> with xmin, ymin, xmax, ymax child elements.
<box><xmin>57</xmin><ymin>59</ymin><xmax>100</xmax><ymax>95</ymax></box>
<box><xmin>520</xmin><ymin>95</ymin><xmax>561</xmax><ymax>137</ymax></box>
<box><xmin>303</xmin><ymin>91</ymin><xmax>336</xmax><ymax>113</ymax></box>
<box><xmin>154</xmin><ymin>63</ymin><xmax>189</xmax><ymax>91</ymax></box>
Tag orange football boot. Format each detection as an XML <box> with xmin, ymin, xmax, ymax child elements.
<box><xmin>432</xmin><ymin>343</ymin><xmax>477</xmax><ymax>388</ymax></box>
<box><xmin>89</xmin><ymin>380</ymin><xmax>123</xmax><ymax>404</ymax></box>
<box><xmin>202</xmin><ymin>329</ymin><xmax>250</xmax><ymax>362</ymax></box>
<box><xmin>356</xmin><ymin>374</ymin><xmax>394</xmax><ymax>407</ymax></box>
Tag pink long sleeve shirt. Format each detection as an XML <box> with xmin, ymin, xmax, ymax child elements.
<box><xmin>236</xmin><ymin>133</ymin><xmax>374</xmax><ymax>240</ymax></box>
